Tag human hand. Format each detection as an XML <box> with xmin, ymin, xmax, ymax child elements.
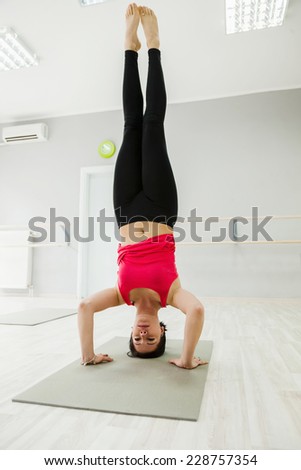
<box><xmin>93</xmin><ymin>353</ymin><xmax>113</xmax><ymax>364</ymax></box>
<box><xmin>168</xmin><ymin>356</ymin><xmax>208</xmax><ymax>369</ymax></box>
<box><xmin>82</xmin><ymin>353</ymin><xmax>113</xmax><ymax>366</ymax></box>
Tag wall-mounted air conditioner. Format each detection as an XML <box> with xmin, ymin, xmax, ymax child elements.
<box><xmin>2</xmin><ymin>123</ymin><xmax>48</xmax><ymax>144</ymax></box>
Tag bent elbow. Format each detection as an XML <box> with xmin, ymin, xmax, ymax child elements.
<box><xmin>78</xmin><ymin>299</ymin><xmax>92</xmax><ymax>313</ymax></box>
<box><xmin>194</xmin><ymin>303</ymin><xmax>205</xmax><ymax>318</ymax></box>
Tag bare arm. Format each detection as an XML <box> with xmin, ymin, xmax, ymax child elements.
<box><xmin>169</xmin><ymin>288</ymin><xmax>207</xmax><ymax>369</ymax></box>
<box><xmin>77</xmin><ymin>287</ymin><xmax>124</xmax><ymax>365</ymax></box>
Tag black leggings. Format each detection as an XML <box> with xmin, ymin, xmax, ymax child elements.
<box><xmin>113</xmin><ymin>48</ymin><xmax>178</xmax><ymax>229</ymax></box>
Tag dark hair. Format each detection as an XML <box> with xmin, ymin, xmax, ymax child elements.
<box><xmin>127</xmin><ymin>321</ymin><xmax>167</xmax><ymax>359</ymax></box>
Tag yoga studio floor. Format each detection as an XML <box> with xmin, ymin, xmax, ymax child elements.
<box><xmin>0</xmin><ymin>295</ymin><xmax>300</xmax><ymax>450</ymax></box>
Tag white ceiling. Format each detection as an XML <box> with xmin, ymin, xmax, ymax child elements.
<box><xmin>0</xmin><ymin>0</ymin><xmax>301</xmax><ymax>124</ymax></box>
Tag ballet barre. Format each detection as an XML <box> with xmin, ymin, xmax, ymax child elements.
<box><xmin>176</xmin><ymin>240</ymin><xmax>301</xmax><ymax>246</ymax></box>
<box><xmin>0</xmin><ymin>243</ymin><xmax>70</xmax><ymax>248</ymax></box>
<box><xmin>208</xmin><ymin>215</ymin><xmax>301</xmax><ymax>221</ymax></box>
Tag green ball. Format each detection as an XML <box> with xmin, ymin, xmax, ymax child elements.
<box><xmin>98</xmin><ymin>140</ymin><xmax>116</xmax><ymax>158</ymax></box>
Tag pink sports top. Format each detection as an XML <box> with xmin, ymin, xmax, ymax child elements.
<box><xmin>117</xmin><ymin>233</ymin><xmax>178</xmax><ymax>307</ymax></box>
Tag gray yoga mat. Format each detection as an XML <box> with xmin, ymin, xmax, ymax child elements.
<box><xmin>0</xmin><ymin>308</ymin><xmax>77</xmax><ymax>326</ymax></box>
<box><xmin>13</xmin><ymin>337</ymin><xmax>213</xmax><ymax>421</ymax></box>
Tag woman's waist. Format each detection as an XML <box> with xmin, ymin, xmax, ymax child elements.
<box><xmin>119</xmin><ymin>221</ymin><xmax>173</xmax><ymax>246</ymax></box>
<box><xmin>117</xmin><ymin>233</ymin><xmax>175</xmax><ymax>261</ymax></box>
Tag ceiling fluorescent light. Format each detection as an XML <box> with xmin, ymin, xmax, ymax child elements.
<box><xmin>226</xmin><ymin>0</ymin><xmax>289</xmax><ymax>34</ymax></box>
<box><xmin>79</xmin><ymin>0</ymin><xmax>111</xmax><ymax>6</ymax></box>
<box><xmin>0</xmin><ymin>27</ymin><xmax>38</xmax><ymax>72</ymax></box>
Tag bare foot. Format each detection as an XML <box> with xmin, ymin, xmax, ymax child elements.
<box><xmin>139</xmin><ymin>6</ymin><xmax>160</xmax><ymax>50</ymax></box>
<box><xmin>125</xmin><ymin>3</ymin><xmax>141</xmax><ymax>52</ymax></box>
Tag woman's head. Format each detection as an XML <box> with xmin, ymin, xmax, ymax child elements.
<box><xmin>128</xmin><ymin>321</ymin><xmax>167</xmax><ymax>358</ymax></box>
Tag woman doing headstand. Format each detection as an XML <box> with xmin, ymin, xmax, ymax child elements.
<box><xmin>78</xmin><ymin>4</ymin><xmax>208</xmax><ymax>369</ymax></box>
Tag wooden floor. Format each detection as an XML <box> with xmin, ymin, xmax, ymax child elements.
<box><xmin>0</xmin><ymin>295</ymin><xmax>300</xmax><ymax>450</ymax></box>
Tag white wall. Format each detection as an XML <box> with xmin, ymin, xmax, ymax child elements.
<box><xmin>0</xmin><ymin>110</ymin><xmax>122</xmax><ymax>297</ymax></box>
<box><xmin>166</xmin><ymin>90</ymin><xmax>301</xmax><ymax>298</ymax></box>
<box><xmin>0</xmin><ymin>88</ymin><xmax>300</xmax><ymax>297</ymax></box>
